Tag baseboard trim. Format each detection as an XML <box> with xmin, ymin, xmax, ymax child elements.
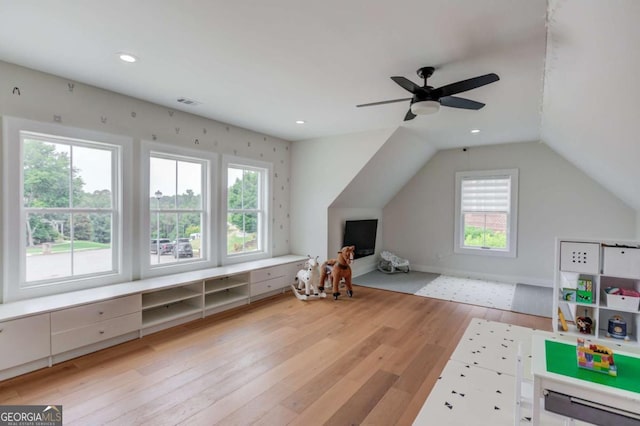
<box><xmin>410</xmin><ymin>264</ymin><xmax>553</xmax><ymax>288</ymax></box>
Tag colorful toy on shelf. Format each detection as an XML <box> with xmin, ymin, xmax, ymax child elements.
<box><xmin>606</xmin><ymin>315</ymin><xmax>629</xmax><ymax>340</ymax></box>
<box><xmin>576</xmin><ymin>338</ymin><xmax>617</xmax><ymax>376</ymax></box>
<box><xmin>562</xmin><ymin>288</ymin><xmax>576</xmax><ymax>302</ymax></box>
<box><xmin>576</xmin><ymin>278</ymin><xmax>593</xmax><ymax>303</ymax></box>
<box><xmin>576</xmin><ymin>312</ymin><xmax>593</xmax><ymax>334</ymax></box>
<box><xmin>557</xmin><ymin>308</ymin><xmax>569</xmax><ymax>332</ymax></box>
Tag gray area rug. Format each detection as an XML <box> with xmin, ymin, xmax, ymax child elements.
<box><xmin>511</xmin><ymin>283</ymin><xmax>553</xmax><ymax>318</ymax></box>
<box><xmin>353</xmin><ymin>270</ymin><xmax>439</xmax><ymax>294</ymax></box>
<box><xmin>354</xmin><ymin>271</ymin><xmax>553</xmax><ymax>318</ymax></box>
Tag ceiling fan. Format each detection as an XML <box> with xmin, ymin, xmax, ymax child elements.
<box><xmin>356</xmin><ymin>66</ymin><xmax>499</xmax><ymax>121</ymax></box>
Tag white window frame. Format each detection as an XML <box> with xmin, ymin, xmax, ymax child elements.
<box><xmin>2</xmin><ymin>116</ymin><xmax>132</xmax><ymax>302</ymax></box>
<box><xmin>454</xmin><ymin>169</ymin><xmax>518</xmax><ymax>258</ymax></box>
<box><xmin>140</xmin><ymin>141</ymin><xmax>217</xmax><ymax>278</ymax></box>
<box><xmin>221</xmin><ymin>155</ymin><xmax>272</xmax><ymax>265</ymax></box>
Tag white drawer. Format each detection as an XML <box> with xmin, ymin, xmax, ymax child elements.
<box><xmin>603</xmin><ymin>247</ymin><xmax>640</xmax><ymax>279</ymax></box>
<box><xmin>0</xmin><ymin>314</ymin><xmax>50</xmax><ymax>370</ymax></box>
<box><xmin>250</xmin><ymin>265</ymin><xmax>287</xmax><ymax>283</ymax></box>
<box><xmin>288</xmin><ymin>260</ymin><xmax>308</xmax><ymax>276</ymax></box>
<box><xmin>251</xmin><ymin>275</ymin><xmax>290</xmax><ymax>296</ymax></box>
<box><xmin>559</xmin><ymin>242</ymin><xmax>600</xmax><ymax>274</ymax></box>
<box><xmin>51</xmin><ymin>312</ymin><xmax>141</xmax><ymax>355</ymax></box>
<box><xmin>51</xmin><ymin>294</ymin><xmax>141</xmax><ymax>332</ymax></box>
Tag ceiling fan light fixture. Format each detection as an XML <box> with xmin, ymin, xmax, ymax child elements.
<box><xmin>411</xmin><ymin>100</ymin><xmax>440</xmax><ymax>115</ymax></box>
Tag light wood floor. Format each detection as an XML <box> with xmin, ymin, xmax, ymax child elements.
<box><xmin>0</xmin><ymin>285</ymin><xmax>551</xmax><ymax>425</ymax></box>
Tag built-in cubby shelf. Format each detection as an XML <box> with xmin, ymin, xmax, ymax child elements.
<box><xmin>553</xmin><ymin>238</ymin><xmax>640</xmax><ymax>348</ymax></box>
<box><xmin>142</xmin><ymin>285</ymin><xmax>202</xmax><ymax>310</ymax></box>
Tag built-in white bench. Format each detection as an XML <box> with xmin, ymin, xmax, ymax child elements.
<box><xmin>0</xmin><ymin>255</ymin><xmax>307</xmax><ymax>381</ymax></box>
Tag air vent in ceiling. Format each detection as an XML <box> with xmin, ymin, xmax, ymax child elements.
<box><xmin>177</xmin><ymin>97</ymin><xmax>201</xmax><ymax>106</ymax></box>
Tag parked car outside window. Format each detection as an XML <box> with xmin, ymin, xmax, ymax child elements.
<box><xmin>150</xmin><ymin>239</ymin><xmax>173</xmax><ymax>254</ymax></box>
<box><xmin>173</xmin><ymin>238</ymin><xmax>193</xmax><ymax>258</ymax></box>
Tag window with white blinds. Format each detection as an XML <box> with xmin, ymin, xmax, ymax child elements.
<box><xmin>461</xmin><ymin>177</ymin><xmax>511</xmax><ymax>213</ymax></box>
<box><xmin>454</xmin><ymin>169</ymin><xmax>518</xmax><ymax>258</ymax></box>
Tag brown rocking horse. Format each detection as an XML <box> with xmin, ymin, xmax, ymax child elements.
<box><xmin>320</xmin><ymin>246</ymin><xmax>355</xmax><ymax>300</ymax></box>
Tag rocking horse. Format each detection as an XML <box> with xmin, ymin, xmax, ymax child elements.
<box><xmin>291</xmin><ymin>255</ymin><xmax>326</xmax><ymax>301</ymax></box>
<box><xmin>320</xmin><ymin>245</ymin><xmax>355</xmax><ymax>300</ymax></box>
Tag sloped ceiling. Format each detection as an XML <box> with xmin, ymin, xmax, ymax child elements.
<box><xmin>331</xmin><ymin>127</ymin><xmax>437</xmax><ymax>208</ymax></box>
<box><xmin>541</xmin><ymin>0</ymin><xmax>640</xmax><ymax>211</ymax></box>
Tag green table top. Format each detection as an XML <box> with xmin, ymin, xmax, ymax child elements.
<box><xmin>545</xmin><ymin>340</ymin><xmax>640</xmax><ymax>394</ymax></box>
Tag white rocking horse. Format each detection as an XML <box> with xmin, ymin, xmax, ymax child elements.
<box><xmin>292</xmin><ymin>255</ymin><xmax>326</xmax><ymax>301</ymax></box>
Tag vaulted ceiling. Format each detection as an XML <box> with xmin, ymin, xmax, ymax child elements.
<box><xmin>0</xmin><ymin>0</ymin><xmax>638</xmax><ymax>211</ymax></box>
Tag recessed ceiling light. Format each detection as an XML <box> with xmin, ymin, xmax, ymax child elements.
<box><xmin>295</xmin><ymin>120</ymin><xmax>305</xmax><ymax>124</ymax></box>
<box><xmin>118</xmin><ymin>53</ymin><xmax>137</xmax><ymax>63</ymax></box>
<box><xmin>470</xmin><ymin>129</ymin><xmax>480</xmax><ymax>134</ymax></box>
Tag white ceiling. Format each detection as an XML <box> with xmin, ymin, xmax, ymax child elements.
<box><xmin>0</xmin><ymin>0</ymin><xmax>638</xmax><ymax>211</ymax></box>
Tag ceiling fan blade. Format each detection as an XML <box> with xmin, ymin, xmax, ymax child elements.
<box><xmin>432</xmin><ymin>73</ymin><xmax>499</xmax><ymax>98</ymax></box>
<box><xmin>356</xmin><ymin>97</ymin><xmax>412</xmax><ymax>108</ymax></box>
<box><xmin>439</xmin><ymin>96</ymin><xmax>485</xmax><ymax>110</ymax></box>
<box><xmin>404</xmin><ymin>109</ymin><xmax>416</xmax><ymax>121</ymax></box>
<box><xmin>391</xmin><ymin>76</ymin><xmax>423</xmax><ymax>94</ymax></box>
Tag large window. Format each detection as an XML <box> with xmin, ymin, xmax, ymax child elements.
<box><xmin>222</xmin><ymin>156</ymin><xmax>271</xmax><ymax>263</ymax></box>
<box><xmin>149</xmin><ymin>154</ymin><xmax>205</xmax><ymax>266</ymax></box>
<box><xmin>3</xmin><ymin>117</ymin><xmax>130</xmax><ymax>301</ymax></box>
<box><xmin>142</xmin><ymin>142</ymin><xmax>216</xmax><ymax>275</ymax></box>
<box><xmin>454</xmin><ymin>169</ymin><xmax>518</xmax><ymax>257</ymax></box>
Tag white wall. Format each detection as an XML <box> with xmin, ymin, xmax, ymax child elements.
<box><xmin>383</xmin><ymin>141</ymin><xmax>637</xmax><ymax>286</ymax></box>
<box><xmin>290</xmin><ymin>129</ymin><xmax>393</xmax><ymax>259</ymax></box>
<box><xmin>0</xmin><ymin>61</ymin><xmax>293</xmax><ymax>302</ymax></box>
<box><xmin>327</xmin><ymin>208</ymin><xmax>382</xmax><ymax>277</ymax></box>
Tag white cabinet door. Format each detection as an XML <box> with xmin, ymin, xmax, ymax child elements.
<box><xmin>603</xmin><ymin>247</ymin><xmax>640</xmax><ymax>279</ymax></box>
<box><xmin>0</xmin><ymin>314</ymin><xmax>50</xmax><ymax>370</ymax></box>
<box><xmin>559</xmin><ymin>242</ymin><xmax>600</xmax><ymax>274</ymax></box>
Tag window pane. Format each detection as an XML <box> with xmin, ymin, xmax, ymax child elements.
<box><xmin>242</xmin><ymin>169</ymin><xmax>259</xmax><ymax>209</ymax></box>
<box><xmin>179</xmin><ymin>213</ymin><xmax>202</xmax><ymax>259</ymax></box>
<box><xmin>73</xmin><ymin>146</ymin><xmax>112</xmax><ymax>208</ymax></box>
<box><xmin>23</xmin><ymin>139</ymin><xmax>70</xmax><ymax>208</ymax></box>
<box><xmin>26</xmin><ymin>212</ymin><xmax>70</xmax><ymax>282</ymax></box>
<box><xmin>73</xmin><ymin>213</ymin><xmax>112</xmax><ymax>275</ymax></box>
<box><xmin>150</xmin><ymin>212</ymin><xmax>174</xmax><ymax>265</ymax></box>
<box><xmin>463</xmin><ymin>213</ymin><xmax>507</xmax><ymax>249</ymax></box>
<box><xmin>227</xmin><ymin>212</ymin><xmax>258</xmax><ymax>254</ymax></box>
<box><xmin>177</xmin><ymin>161</ymin><xmax>202</xmax><ymax>209</ymax></box>
<box><xmin>25</xmin><ymin>212</ymin><xmax>114</xmax><ymax>282</ymax></box>
<box><xmin>227</xmin><ymin>167</ymin><xmax>244</xmax><ymax>209</ymax></box>
<box><xmin>150</xmin><ymin>157</ymin><xmax>176</xmax><ymax>208</ymax></box>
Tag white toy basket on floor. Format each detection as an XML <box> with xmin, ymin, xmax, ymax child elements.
<box><xmin>377</xmin><ymin>250</ymin><xmax>410</xmax><ymax>274</ymax></box>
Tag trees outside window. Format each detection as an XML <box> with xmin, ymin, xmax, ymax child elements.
<box><xmin>22</xmin><ymin>137</ymin><xmax>117</xmax><ymax>283</ymax></box>
<box><xmin>223</xmin><ymin>157</ymin><xmax>270</xmax><ymax>262</ymax></box>
<box><xmin>149</xmin><ymin>155</ymin><xmax>205</xmax><ymax>265</ymax></box>
<box><xmin>2</xmin><ymin>116</ymin><xmax>130</xmax><ymax>302</ymax></box>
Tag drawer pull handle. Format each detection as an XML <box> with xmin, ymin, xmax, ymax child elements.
<box><xmin>98</xmin><ymin>311</ymin><xmax>104</xmax><ymax>315</ymax></box>
<box><xmin>0</xmin><ymin>329</ymin><xmax>3</xmax><ymax>333</ymax></box>
<box><xmin>99</xmin><ymin>330</ymin><xmax>105</xmax><ymax>334</ymax></box>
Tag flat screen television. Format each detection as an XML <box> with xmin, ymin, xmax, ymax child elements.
<box><xmin>343</xmin><ymin>219</ymin><xmax>378</xmax><ymax>259</ymax></box>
